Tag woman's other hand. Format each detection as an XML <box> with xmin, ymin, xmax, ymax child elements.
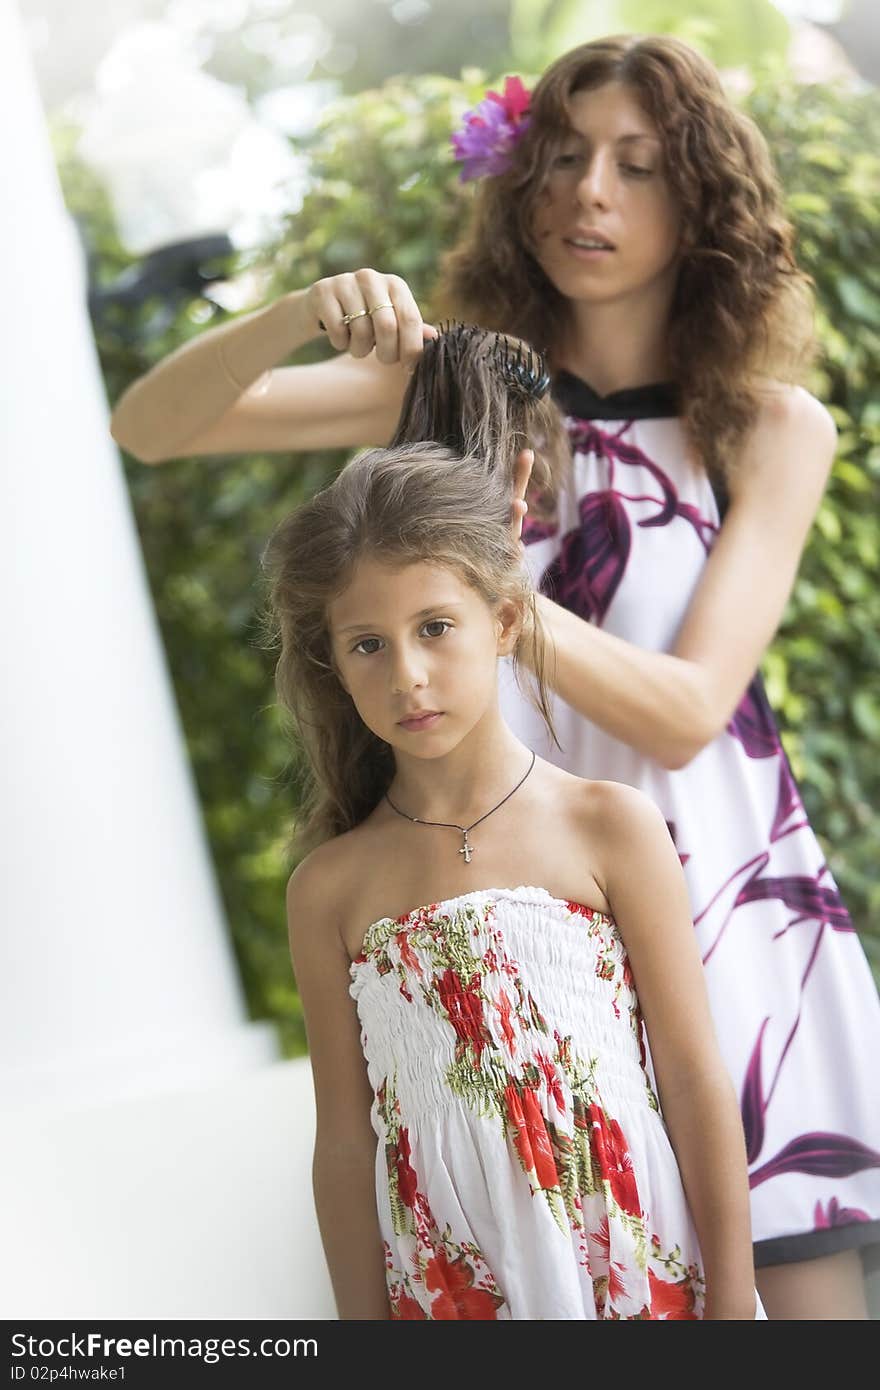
<box><xmin>511</xmin><ymin>448</ymin><xmax>534</xmax><ymax>544</ymax></box>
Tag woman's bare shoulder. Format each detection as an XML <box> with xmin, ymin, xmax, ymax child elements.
<box><xmin>728</xmin><ymin>379</ymin><xmax>837</xmax><ymax>501</ymax></box>
<box><xmin>751</xmin><ymin>378</ymin><xmax>836</xmax><ymax>438</ymax></box>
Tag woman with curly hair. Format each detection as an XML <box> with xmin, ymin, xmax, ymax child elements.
<box><xmin>111</xmin><ymin>34</ymin><xmax>880</xmax><ymax>1318</ymax></box>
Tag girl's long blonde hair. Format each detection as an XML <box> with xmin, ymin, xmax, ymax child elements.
<box><xmin>263</xmin><ymin>327</ymin><xmax>557</xmax><ymax>855</ymax></box>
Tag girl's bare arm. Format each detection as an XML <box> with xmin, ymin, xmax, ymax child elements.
<box><xmin>530</xmin><ymin>385</ymin><xmax>837</xmax><ymax>768</ymax></box>
<box><xmin>591</xmin><ymin>781</ymin><xmax>757</xmax><ymax>1319</ymax></box>
<box><xmin>286</xmin><ymin>846</ymin><xmax>390</xmax><ymax>1320</ymax></box>
<box><xmin>110</xmin><ymin>270</ymin><xmax>433</xmax><ymax>464</ymax></box>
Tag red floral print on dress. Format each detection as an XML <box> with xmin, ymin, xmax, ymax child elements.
<box><xmin>395</xmin><ymin>929</ymin><xmax>422</xmax><ymax>979</ymax></box>
<box><xmin>565</xmin><ymin>899</ymin><xmax>605</xmax><ymax>920</ymax></box>
<box><xmin>395</xmin><ymin>1127</ymin><xmax>419</xmax><ymax>1210</ymax></box>
<box><xmin>395</xmin><ymin>903</ymin><xmax>438</xmax><ymax>926</ymax></box>
<box><xmin>436</xmin><ymin>967</ymin><xmax>490</xmax><ymax>1062</ymax></box>
<box><xmin>588</xmin><ymin>1103</ymin><xmax>642</xmax><ymax>1217</ymax></box>
<box><xmin>536</xmin><ymin>1051</ymin><xmax>566</xmax><ymax>1113</ymax></box>
<box><xmin>424</xmin><ymin>1247</ymin><xmax>504</xmax><ymax>1320</ymax></box>
<box><xmin>354</xmin><ymin>894</ymin><xmax>712</xmax><ymax>1318</ymax></box>
<box><xmin>590</xmin><ymin>1216</ymin><xmax>611</xmax><ymax>1262</ymax></box>
<box><xmin>391</xmin><ymin>1289</ymin><xmax>427</xmax><ymax>1319</ymax></box>
<box><xmin>607</xmin><ymin>1261</ymin><xmax>628</xmax><ymax>1305</ymax></box>
<box><xmin>497</xmin><ymin>988</ymin><xmax>517</xmax><ymax>1053</ymax></box>
<box><xmin>505</xmin><ymin>1083</ymin><xmax>560</xmax><ymax>1190</ymax></box>
<box><xmin>647</xmin><ymin>1267</ymin><xmax>699</xmax><ymax>1319</ymax></box>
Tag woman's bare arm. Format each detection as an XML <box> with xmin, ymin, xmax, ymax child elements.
<box><xmin>592</xmin><ymin>782</ymin><xmax>757</xmax><ymax>1318</ymax></box>
<box><xmin>530</xmin><ymin>385</ymin><xmax>837</xmax><ymax>768</ymax></box>
<box><xmin>109</xmin><ymin>270</ymin><xmax>433</xmax><ymax>464</ymax></box>
<box><xmin>286</xmin><ymin>845</ymin><xmax>389</xmax><ymax>1320</ymax></box>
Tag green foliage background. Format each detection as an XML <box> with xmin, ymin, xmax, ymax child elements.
<box><xmin>62</xmin><ymin>65</ymin><xmax>880</xmax><ymax>1057</ymax></box>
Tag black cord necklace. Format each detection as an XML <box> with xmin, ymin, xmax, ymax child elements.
<box><xmin>384</xmin><ymin>750</ymin><xmax>537</xmax><ymax>865</ymax></box>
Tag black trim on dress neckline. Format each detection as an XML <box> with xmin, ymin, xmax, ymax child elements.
<box><xmin>551</xmin><ymin>369</ymin><xmax>679</xmax><ymax>421</ymax></box>
<box><xmin>550</xmin><ymin>368</ymin><xmax>731</xmax><ymax>522</ymax></box>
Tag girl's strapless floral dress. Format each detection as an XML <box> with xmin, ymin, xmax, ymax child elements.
<box><xmin>349</xmin><ymin>884</ymin><xmax>764</xmax><ymax>1320</ymax></box>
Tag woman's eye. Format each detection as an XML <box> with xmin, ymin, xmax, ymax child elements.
<box><xmin>422</xmin><ymin>620</ymin><xmax>452</xmax><ymax>638</ymax></box>
<box><xmin>553</xmin><ymin>152</ymin><xmax>581</xmax><ymax>168</ymax></box>
<box><xmin>352</xmin><ymin>637</ymin><xmax>382</xmax><ymax>655</ymax></box>
<box><xmin>621</xmin><ymin>164</ymin><xmax>653</xmax><ymax>177</ymax></box>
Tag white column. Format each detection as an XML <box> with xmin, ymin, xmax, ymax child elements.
<box><xmin>0</xmin><ymin>2</ymin><xmax>333</xmax><ymax>1319</ymax></box>
<box><xmin>0</xmin><ymin>0</ymin><xmax>277</xmax><ymax>1112</ymax></box>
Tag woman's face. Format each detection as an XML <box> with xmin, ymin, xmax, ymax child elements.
<box><xmin>531</xmin><ymin>80</ymin><xmax>682</xmax><ymax>311</ymax></box>
<box><xmin>327</xmin><ymin>556</ymin><xmax>518</xmax><ymax>762</ymax></box>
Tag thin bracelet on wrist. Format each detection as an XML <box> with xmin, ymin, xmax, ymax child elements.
<box><xmin>216</xmin><ymin>341</ymin><xmax>274</xmax><ymax>397</ymax></box>
<box><xmin>216</xmin><ymin>340</ymin><xmax>247</xmax><ymax>392</ymax></box>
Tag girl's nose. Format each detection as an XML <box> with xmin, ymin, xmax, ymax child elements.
<box><xmin>575</xmin><ymin>151</ymin><xmax>613</xmax><ymax>209</ymax></box>
<box><xmin>390</xmin><ymin>648</ymin><xmax>428</xmax><ymax>695</ymax></box>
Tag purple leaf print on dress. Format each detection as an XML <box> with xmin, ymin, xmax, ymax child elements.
<box><xmin>814</xmin><ymin>1197</ymin><xmax>870</xmax><ymax>1229</ymax></box>
<box><xmin>645</xmin><ymin>500</ymin><xmax>718</xmax><ymax>554</ymax></box>
<box><xmin>544</xmin><ymin>418</ymin><xmax>724</xmax><ymax>628</ymax></box>
<box><xmin>741</xmin><ymin>1018</ymin><xmax>771</xmax><ymax>1164</ymax></box>
<box><xmin>771</xmin><ymin>757</ymin><xmax>807</xmax><ymax>843</ymax></box>
<box><xmin>665</xmin><ymin>821</ymin><xmax>690</xmax><ymax>867</ymax></box>
<box><xmin>568</xmin><ymin>418</ymin><xmax>719</xmax><ymax>547</ymax></box>
<box><xmin>749</xmin><ymin>1133</ymin><xmax>880</xmax><ymax>1189</ymax></box>
<box><xmin>569</xmin><ymin>420</ymin><xmax>679</xmax><ymax>522</ymax></box>
<box><xmin>521</xmin><ymin>494</ymin><xmax>559</xmax><ymax>545</ymax></box>
<box><xmin>727</xmin><ymin>677</ymin><xmax>780</xmax><ymax>758</ymax></box>
<box><xmin>735</xmin><ymin>874</ymin><xmax>852</xmax><ymax>933</ymax></box>
<box><xmin>540</xmin><ymin>491</ymin><xmax>631</xmax><ymax>624</ymax></box>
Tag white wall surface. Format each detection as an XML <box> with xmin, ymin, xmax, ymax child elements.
<box><xmin>2</xmin><ymin>1058</ymin><xmax>335</xmax><ymax>1318</ymax></box>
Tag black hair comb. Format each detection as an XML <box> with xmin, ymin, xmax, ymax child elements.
<box><xmin>489</xmin><ymin>333</ymin><xmax>551</xmax><ymax>402</ymax></box>
<box><xmin>433</xmin><ymin>319</ymin><xmax>479</xmax><ymax>362</ymax></box>
<box><xmin>434</xmin><ymin>321</ymin><xmax>551</xmax><ymax>402</ymax></box>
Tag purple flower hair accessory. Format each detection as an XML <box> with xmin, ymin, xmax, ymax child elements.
<box><xmin>450</xmin><ymin>75</ymin><xmax>531</xmax><ymax>182</ymax></box>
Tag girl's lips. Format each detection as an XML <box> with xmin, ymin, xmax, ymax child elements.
<box><xmin>563</xmin><ymin>239</ymin><xmax>615</xmax><ymax>261</ymax></box>
<box><xmin>397</xmin><ymin>712</ymin><xmax>443</xmax><ymax>731</ymax></box>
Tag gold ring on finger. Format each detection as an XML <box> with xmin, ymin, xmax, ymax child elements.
<box><xmin>341</xmin><ymin>308</ymin><xmax>371</xmax><ymax>326</ymax></box>
<box><xmin>367</xmin><ymin>302</ymin><xmax>395</xmax><ymax>316</ymax></box>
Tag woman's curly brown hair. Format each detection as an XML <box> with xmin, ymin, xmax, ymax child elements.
<box><xmin>437</xmin><ymin>33</ymin><xmax>816</xmax><ymax>484</ymax></box>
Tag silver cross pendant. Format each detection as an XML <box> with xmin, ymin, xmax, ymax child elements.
<box><xmin>459</xmin><ymin>832</ymin><xmax>473</xmax><ymax>864</ymax></box>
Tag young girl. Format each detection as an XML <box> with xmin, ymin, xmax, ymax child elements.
<box><xmin>264</xmin><ymin>324</ymin><xmax>761</xmax><ymax>1320</ymax></box>
<box><xmin>111</xmin><ymin>34</ymin><xmax>880</xmax><ymax>1318</ymax></box>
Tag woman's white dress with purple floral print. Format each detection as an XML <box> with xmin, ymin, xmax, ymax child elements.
<box><xmin>500</xmin><ymin>376</ymin><xmax>880</xmax><ymax>1266</ymax></box>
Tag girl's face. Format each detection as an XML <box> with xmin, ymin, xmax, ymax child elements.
<box><xmin>328</xmin><ymin>556</ymin><xmax>519</xmax><ymax>759</ymax></box>
<box><xmin>531</xmin><ymin>80</ymin><xmax>682</xmax><ymax>311</ymax></box>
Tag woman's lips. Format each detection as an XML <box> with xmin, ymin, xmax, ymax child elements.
<box><xmin>563</xmin><ymin>239</ymin><xmax>615</xmax><ymax>261</ymax></box>
<box><xmin>397</xmin><ymin>712</ymin><xmax>443</xmax><ymax>732</ymax></box>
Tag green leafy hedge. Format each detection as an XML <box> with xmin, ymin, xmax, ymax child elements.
<box><xmin>746</xmin><ymin>80</ymin><xmax>880</xmax><ymax>976</ymax></box>
<box><xmin>68</xmin><ymin>70</ymin><xmax>880</xmax><ymax>1056</ymax></box>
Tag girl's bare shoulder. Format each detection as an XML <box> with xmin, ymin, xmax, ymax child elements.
<box><xmin>535</xmin><ymin>764</ymin><xmax>667</xmax><ymax>845</ymax></box>
<box><xmin>286</xmin><ymin>819</ymin><xmax>380</xmax><ymax>948</ymax></box>
<box><xmin>541</xmin><ymin>769</ymin><xmax>665</xmax><ymax>852</ymax></box>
